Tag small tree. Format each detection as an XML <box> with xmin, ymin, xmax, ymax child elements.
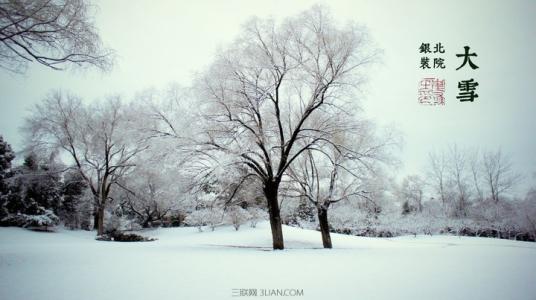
<box><xmin>482</xmin><ymin>149</ymin><xmax>521</xmax><ymax>204</ymax></box>
<box><xmin>247</xmin><ymin>207</ymin><xmax>268</xmax><ymax>228</ymax></box>
<box><xmin>0</xmin><ymin>135</ymin><xmax>16</xmax><ymax>219</ymax></box>
<box><xmin>399</xmin><ymin>175</ymin><xmax>425</xmax><ymax>214</ymax></box>
<box><xmin>447</xmin><ymin>145</ymin><xmax>470</xmax><ymax>217</ymax></box>
<box><xmin>0</xmin><ymin>135</ymin><xmax>15</xmax><ymax>179</ymax></box>
<box><xmin>117</xmin><ymin>162</ymin><xmax>183</xmax><ymax>228</ymax></box>
<box><xmin>60</xmin><ymin>170</ymin><xmax>92</xmax><ymax>229</ymax></box>
<box><xmin>0</xmin><ymin>152</ymin><xmax>63</xmax><ymax>229</ymax></box>
<box><xmin>19</xmin><ymin>153</ymin><xmax>63</xmax><ymax>215</ymax></box>
<box><xmin>519</xmin><ymin>188</ymin><xmax>536</xmax><ymax>240</ymax></box>
<box><xmin>185</xmin><ymin>208</ymin><xmax>221</xmax><ymax>232</ymax></box>
<box><xmin>288</xmin><ymin>138</ymin><xmax>393</xmax><ymax>248</ymax></box>
<box><xmin>226</xmin><ymin>206</ymin><xmax>250</xmax><ymax>231</ymax></box>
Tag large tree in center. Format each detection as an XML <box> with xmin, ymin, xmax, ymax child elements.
<box><xmin>192</xmin><ymin>6</ymin><xmax>377</xmax><ymax>249</ymax></box>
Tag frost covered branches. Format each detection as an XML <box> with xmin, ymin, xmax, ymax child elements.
<box><xmin>0</xmin><ymin>0</ymin><xmax>114</xmax><ymax>72</ymax></box>
<box><xmin>5</xmin><ymin>4</ymin><xmax>534</xmax><ymax>249</ymax></box>
<box><xmin>425</xmin><ymin>146</ymin><xmax>522</xmax><ymax>218</ymax></box>
<box><xmin>283</xmin><ymin>121</ymin><xmax>397</xmax><ymax>248</ymax></box>
<box><xmin>192</xmin><ymin>5</ymin><xmax>378</xmax><ymax>249</ymax></box>
<box><xmin>23</xmin><ymin>91</ymin><xmax>148</xmax><ymax>234</ymax></box>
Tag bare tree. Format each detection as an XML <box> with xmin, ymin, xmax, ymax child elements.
<box><xmin>521</xmin><ymin>188</ymin><xmax>536</xmax><ymax>240</ymax></box>
<box><xmin>286</xmin><ymin>120</ymin><xmax>396</xmax><ymax>248</ymax></box>
<box><xmin>117</xmin><ymin>173</ymin><xmax>175</xmax><ymax>228</ymax></box>
<box><xmin>0</xmin><ymin>0</ymin><xmax>114</xmax><ymax>73</ymax></box>
<box><xmin>114</xmin><ymin>139</ymin><xmax>193</xmax><ymax>228</ymax></box>
<box><xmin>427</xmin><ymin>150</ymin><xmax>448</xmax><ymax>207</ymax></box>
<box><xmin>482</xmin><ymin>148</ymin><xmax>521</xmax><ymax>203</ymax></box>
<box><xmin>187</xmin><ymin>6</ymin><xmax>377</xmax><ymax>250</ymax></box>
<box><xmin>469</xmin><ymin>149</ymin><xmax>484</xmax><ymax>202</ymax></box>
<box><xmin>428</xmin><ymin>145</ymin><xmax>472</xmax><ymax>217</ymax></box>
<box><xmin>399</xmin><ymin>175</ymin><xmax>425</xmax><ymax>214</ymax></box>
<box><xmin>448</xmin><ymin>145</ymin><xmax>470</xmax><ymax>217</ymax></box>
<box><xmin>287</xmin><ymin>150</ymin><xmax>365</xmax><ymax>248</ymax></box>
<box><xmin>24</xmin><ymin>91</ymin><xmax>146</xmax><ymax>235</ymax></box>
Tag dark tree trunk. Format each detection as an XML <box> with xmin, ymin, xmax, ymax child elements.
<box><xmin>97</xmin><ymin>205</ymin><xmax>105</xmax><ymax>235</ymax></box>
<box><xmin>318</xmin><ymin>207</ymin><xmax>332</xmax><ymax>249</ymax></box>
<box><xmin>142</xmin><ymin>216</ymin><xmax>152</xmax><ymax>228</ymax></box>
<box><xmin>93</xmin><ymin>208</ymin><xmax>99</xmax><ymax>230</ymax></box>
<box><xmin>264</xmin><ymin>181</ymin><xmax>284</xmax><ymax>250</ymax></box>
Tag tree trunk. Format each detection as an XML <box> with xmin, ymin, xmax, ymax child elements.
<box><xmin>93</xmin><ymin>207</ymin><xmax>99</xmax><ymax>230</ymax></box>
<box><xmin>264</xmin><ymin>182</ymin><xmax>284</xmax><ymax>250</ymax></box>
<box><xmin>142</xmin><ymin>216</ymin><xmax>152</xmax><ymax>228</ymax></box>
<box><xmin>318</xmin><ymin>207</ymin><xmax>332</xmax><ymax>249</ymax></box>
<box><xmin>97</xmin><ymin>205</ymin><xmax>105</xmax><ymax>235</ymax></box>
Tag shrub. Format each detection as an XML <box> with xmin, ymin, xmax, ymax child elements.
<box><xmin>184</xmin><ymin>208</ymin><xmax>222</xmax><ymax>231</ymax></box>
<box><xmin>0</xmin><ymin>209</ymin><xmax>59</xmax><ymax>230</ymax></box>
<box><xmin>96</xmin><ymin>231</ymin><xmax>156</xmax><ymax>242</ymax></box>
<box><xmin>225</xmin><ymin>206</ymin><xmax>250</xmax><ymax>231</ymax></box>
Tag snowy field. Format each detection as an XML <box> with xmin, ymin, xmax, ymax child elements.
<box><xmin>1</xmin><ymin>222</ymin><xmax>535</xmax><ymax>300</ymax></box>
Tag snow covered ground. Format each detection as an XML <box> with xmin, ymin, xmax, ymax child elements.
<box><xmin>1</xmin><ymin>222</ymin><xmax>535</xmax><ymax>300</ymax></box>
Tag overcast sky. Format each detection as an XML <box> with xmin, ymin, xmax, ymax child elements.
<box><xmin>0</xmin><ymin>0</ymin><xmax>535</xmax><ymax>195</ymax></box>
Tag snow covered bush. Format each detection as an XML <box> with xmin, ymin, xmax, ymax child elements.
<box><xmin>104</xmin><ymin>210</ymin><xmax>142</xmax><ymax>233</ymax></box>
<box><xmin>514</xmin><ymin>193</ymin><xmax>536</xmax><ymax>240</ymax></box>
<box><xmin>1</xmin><ymin>209</ymin><xmax>59</xmax><ymax>230</ymax></box>
<box><xmin>329</xmin><ymin>205</ymin><xmax>364</xmax><ymax>234</ymax></box>
<box><xmin>96</xmin><ymin>231</ymin><xmax>156</xmax><ymax>242</ymax></box>
<box><xmin>184</xmin><ymin>208</ymin><xmax>222</xmax><ymax>231</ymax></box>
<box><xmin>247</xmin><ymin>207</ymin><xmax>268</xmax><ymax>228</ymax></box>
<box><xmin>225</xmin><ymin>206</ymin><xmax>250</xmax><ymax>231</ymax></box>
